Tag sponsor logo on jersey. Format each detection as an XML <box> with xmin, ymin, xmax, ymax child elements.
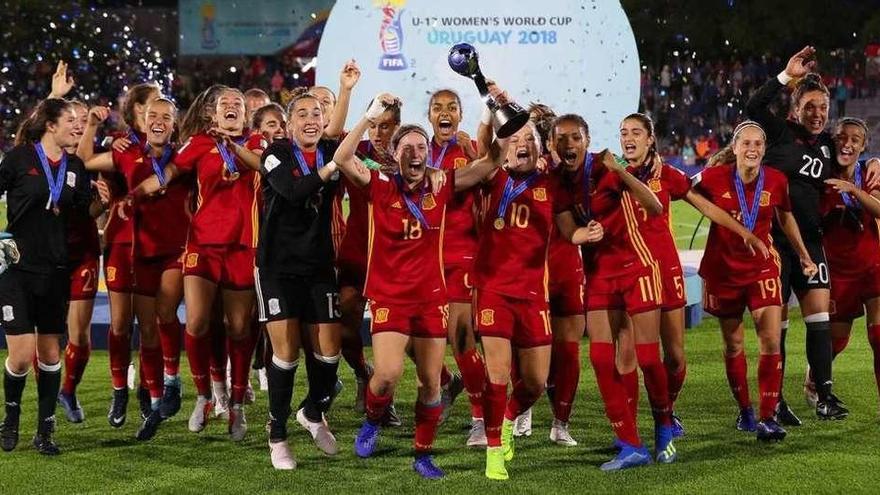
<box><xmin>391</xmin><ymin>201</ymin><xmax>402</xmax><ymax>209</ymax></box>
<box><xmin>479</xmin><ymin>309</ymin><xmax>495</xmax><ymax>326</ymax></box>
<box><xmin>648</xmin><ymin>178</ymin><xmax>662</xmax><ymax>192</ymax></box>
<box><xmin>106</xmin><ymin>266</ymin><xmax>117</xmax><ymax>282</ymax></box>
<box><xmin>2</xmin><ymin>305</ymin><xmax>13</xmax><ymax>322</ymax></box>
<box><xmin>421</xmin><ymin>194</ymin><xmax>436</xmax><ymax>210</ymax></box>
<box><xmin>185</xmin><ymin>253</ymin><xmax>199</xmax><ymax>269</ymax></box>
<box><xmin>722</xmin><ymin>191</ymin><xmax>732</xmax><ymax>199</ymax></box>
<box><xmin>533</xmin><ymin>187</ymin><xmax>547</xmax><ymax>201</ymax></box>
<box><xmin>135</xmin><ymin>157</ymin><xmax>144</xmax><ymax>163</ymax></box>
<box><xmin>268</xmin><ymin>298</ymin><xmax>281</xmax><ymax>316</ymax></box>
<box><xmin>454</xmin><ymin>157</ymin><xmax>468</xmax><ymax>169</ymax></box>
<box><xmin>760</xmin><ymin>191</ymin><xmax>771</xmax><ymax>207</ymax></box>
<box><xmin>374</xmin><ymin>307</ymin><xmax>390</xmax><ymax>324</ymax></box>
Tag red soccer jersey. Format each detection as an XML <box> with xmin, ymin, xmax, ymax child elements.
<box><xmin>474</xmin><ymin>169</ymin><xmax>553</xmax><ymax>301</ymax></box>
<box><xmin>115</xmin><ymin>145</ymin><xmax>192</xmax><ymax>258</ymax></box>
<box><xmin>820</xmin><ymin>166</ymin><xmax>880</xmax><ymax>277</ymax></box>
<box><xmin>174</xmin><ymin>133</ymin><xmax>264</xmax><ymax>248</ymax></box>
<box><xmin>553</xmin><ymin>153</ymin><xmax>658</xmax><ymax>278</ymax></box>
<box><xmin>66</xmin><ymin>202</ymin><xmax>100</xmax><ymax>263</ymax></box>
<box><xmin>102</xmin><ymin>167</ymin><xmax>133</xmax><ymax>245</ymax></box>
<box><xmin>627</xmin><ymin>163</ymin><xmax>691</xmax><ymax>270</ymax></box>
<box><xmin>364</xmin><ymin>169</ymin><xmax>455</xmax><ymax>302</ymax></box>
<box><xmin>431</xmin><ymin>137</ymin><xmax>478</xmax><ymax>265</ymax></box>
<box><xmin>338</xmin><ymin>140</ymin><xmax>386</xmax><ymax>263</ymax></box>
<box><xmin>694</xmin><ymin>163</ymin><xmax>790</xmax><ymax>282</ymax></box>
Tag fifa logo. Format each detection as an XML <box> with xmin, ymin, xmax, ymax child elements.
<box><xmin>200</xmin><ymin>2</ymin><xmax>219</xmax><ymax>50</ymax></box>
<box><xmin>377</xmin><ymin>1</ymin><xmax>408</xmax><ymax>71</ymax></box>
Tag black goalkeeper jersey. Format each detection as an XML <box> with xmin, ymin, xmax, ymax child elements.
<box><xmin>746</xmin><ymin>77</ymin><xmax>835</xmax><ymax>244</ymax></box>
<box><xmin>0</xmin><ymin>144</ymin><xmax>92</xmax><ymax>273</ymax></box>
<box><xmin>256</xmin><ymin>138</ymin><xmax>340</xmax><ymax>277</ymax></box>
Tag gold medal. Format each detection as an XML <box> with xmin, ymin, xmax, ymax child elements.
<box><xmin>52</xmin><ymin>206</ymin><xmax>60</xmax><ymax>216</ymax></box>
<box><xmin>494</xmin><ymin>218</ymin><xmax>505</xmax><ymax>230</ymax></box>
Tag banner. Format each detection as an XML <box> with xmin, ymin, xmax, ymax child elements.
<box><xmin>178</xmin><ymin>0</ymin><xmax>332</xmax><ymax>55</ymax></box>
<box><xmin>316</xmin><ymin>0</ymin><xmax>640</xmax><ymax>150</ymax></box>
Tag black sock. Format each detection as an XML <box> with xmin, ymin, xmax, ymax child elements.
<box><xmin>252</xmin><ymin>331</ymin><xmax>266</xmax><ymax>370</ymax></box>
<box><xmin>3</xmin><ymin>367</ymin><xmax>27</xmax><ymax>424</ymax></box>
<box><xmin>779</xmin><ymin>321</ymin><xmax>788</xmax><ymax>398</ymax></box>
<box><xmin>266</xmin><ymin>356</ymin><xmax>297</xmax><ymax>442</ymax></box>
<box><xmin>36</xmin><ymin>362</ymin><xmax>61</xmax><ymax>423</ymax></box>
<box><xmin>304</xmin><ymin>354</ymin><xmax>339</xmax><ymax>422</ymax></box>
<box><xmin>805</xmin><ymin>319</ymin><xmax>833</xmax><ymax>400</ymax></box>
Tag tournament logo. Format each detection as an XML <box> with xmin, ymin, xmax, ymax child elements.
<box><xmin>377</xmin><ymin>1</ymin><xmax>408</xmax><ymax>71</ymax></box>
<box><xmin>374</xmin><ymin>307</ymin><xmax>390</xmax><ymax>324</ymax></box>
<box><xmin>479</xmin><ymin>309</ymin><xmax>495</xmax><ymax>326</ymax></box>
<box><xmin>533</xmin><ymin>187</ymin><xmax>547</xmax><ymax>201</ymax></box>
<box><xmin>200</xmin><ymin>2</ymin><xmax>220</xmax><ymax>50</ymax></box>
<box><xmin>185</xmin><ymin>253</ymin><xmax>199</xmax><ymax>269</ymax></box>
<box><xmin>760</xmin><ymin>191</ymin><xmax>771</xmax><ymax>207</ymax></box>
<box><xmin>421</xmin><ymin>194</ymin><xmax>437</xmax><ymax>210</ymax></box>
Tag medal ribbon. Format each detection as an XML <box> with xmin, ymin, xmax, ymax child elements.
<box><xmin>216</xmin><ymin>136</ymin><xmax>247</xmax><ymax>176</ymax></box>
<box><xmin>840</xmin><ymin>162</ymin><xmax>863</xmax><ymax>209</ymax></box>
<box><xmin>580</xmin><ymin>153</ymin><xmax>594</xmax><ymax>222</ymax></box>
<box><xmin>733</xmin><ymin>167</ymin><xmax>765</xmax><ymax>232</ymax></box>
<box><xmin>34</xmin><ymin>143</ymin><xmax>68</xmax><ymax>211</ymax></box>
<box><xmin>496</xmin><ymin>171</ymin><xmax>539</xmax><ymax>224</ymax></box>
<box><xmin>395</xmin><ymin>174</ymin><xmax>431</xmax><ymax>229</ymax></box>
<box><xmin>292</xmin><ymin>144</ymin><xmax>325</xmax><ymax>176</ymax></box>
<box><xmin>150</xmin><ymin>145</ymin><xmax>173</xmax><ymax>187</ymax></box>
<box><xmin>427</xmin><ymin>135</ymin><xmax>457</xmax><ymax>169</ymax></box>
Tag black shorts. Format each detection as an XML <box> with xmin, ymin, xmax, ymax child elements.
<box><xmin>255</xmin><ymin>267</ymin><xmax>340</xmax><ymax>324</ymax></box>
<box><xmin>779</xmin><ymin>240</ymin><xmax>830</xmax><ymax>302</ymax></box>
<box><xmin>0</xmin><ymin>267</ymin><xmax>69</xmax><ymax>336</ymax></box>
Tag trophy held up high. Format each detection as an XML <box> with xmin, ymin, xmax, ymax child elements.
<box><xmin>448</xmin><ymin>43</ymin><xmax>529</xmax><ymax>139</ymax></box>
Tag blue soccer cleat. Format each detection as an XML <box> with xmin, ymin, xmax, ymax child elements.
<box><xmin>736</xmin><ymin>407</ymin><xmax>757</xmax><ymax>432</ymax></box>
<box><xmin>671</xmin><ymin>412</ymin><xmax>685</xmax><ymax>438</ymax></box>
<box><xmin>599</xmin><ymin>442</ymin><xmax>652</xmax><ymax>472</ymax></box>
<box><xmin>654</xmin><ymin>424</ymin><xmax>678</xmax><ymax>464</ymax></box>
<box><xmin>756</xmin><ymin>419</ymin><xmax>787</xmax><ymax>442</ymax></box>
<box><xmin>412</xmin><ymin>454</ymin><xmax>445</xmax><ymax>479</ymax></box>
<box><xmin>58</xmin><ymin>391</ymin><xmax>85</xmax><ymax>424</ymax></box>
<box><xmin>159</xmin><ymin>376</ymin><xmax>182</xmax><ymax>419</ymax></box>
<box><xmin>354</xmin><ymin>420</ymin><xmax>381</xmax><ymax>458</ymax></box>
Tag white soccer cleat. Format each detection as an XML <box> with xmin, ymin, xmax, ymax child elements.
<box><xmin>188</xmin><ymin>396</ymin><xmax>213</xmax><ymax>433</ymax></box>
<box><xmin>269</xmin><ymin>440</ymin><xmax>297</xmax><ymax>470</ymax></box>
<box><xmin>296</xmin><ymin>408</ymin><xmax>339</xmax><ymax>455</ymax></box>
<box><xmin>549</xmin><ymin>419</ymin><xmax>578</xmax><ymax>446</ymax></box>
<box><xmin>212</xmin><ymin>381</ymin><xmax>230</xmax><ymax>419</ymax></box>
<box><xmin>467</xmin><ymin>418</ymin><xmax>488</xmax><ymax>447</ymax></box>
<box><xmin>513</xmin><ymin>408</ymin><xmax>532</xmax><ymax>437</ymax></box>
<box><xmin>258</xmin><ymin>368</ymin><xmax>268</xmax><ymax>392</ymax></box>
<box><xmin>804</xmin><ymin>365</ymin><xmax>818</xmax><ymax>409</ymax></box>
<box><xmin>228</xmin><ymin>404</ymin><xmax>247</xmax><ymax>441</ymax></box>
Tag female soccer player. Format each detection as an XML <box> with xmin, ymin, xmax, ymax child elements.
<box><xmin>336</xmin><ymin>93</ymin><xmax>505</xmax><ymax>479</ymax></box>
<box><xmin>615</xmin><ymin>113</ymin><xmax>770</xmax><ymax>437</ymax></box>
<box><xmin>551</xmin><ymin>113</ymin><xmax>676</xmax><ymax>471</ymax></box>
<box><xmin>252</xmin><ymin>103</ymin><xmax>287</xmax><ymax>142</ymax></box>
<box><xmin>819</xmin><ymin>118</ymin><xmax>880</xmax><ymax>408</ymax></box>
<box><xmin>0</xmin><ymin>98</ymin><xmax>91</xmax><ymax>455</ymax></box>
<box><xmin>745</xmin><ymin>46</ymin><xmax>878</xmax><ymax>421</ymax></box>
<box><xmin>695</xmin><ymin>121</ymin><xmax>817</xmax><ymax>442</ymax></box>
<box><xmin>255</xmin><ymin>92</ymin><xmax>345</xmax><ymax>468</ymax></box>
<box><xmin>80</xmin><ymin>97</ymin><xmax>190</xmax><ymax>440</ymax></box>
<box><xmin>130</xmin><ymin>86</ymin><xmax>263</xmax><ymax>441</ymax></box>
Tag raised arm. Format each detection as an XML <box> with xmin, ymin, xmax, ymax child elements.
<box><xmin>602</xmin><ymin>150</ymin><xmax>662</xmax><ymax>215</ymax></box>
<box><xmin>48</xmin><ymin>60</ymin><xmax>75</xmax><ymax>99</ymax></box>
<box><xmin>333</xmin><ymin>112</ymin><xmax>374</xmax><ymax>188</ymax></box>
<box><xmin>77</xmin><ymin>106</ymin><xmax>111</xmax><ymax>163</ymax></box>
<box><xmin>454</xmin><ymin>138</ymin><xmax>507</xmax><ymax>191</ymax></box>
<box><xmin>684</xmin><ymin>189</ymin><xmax>769</xmax><ymax>258</ymax></box>
<box><xmin>746</xmin><ymin>46</ymin><xmax>816</xmax><ymax>144</ymax></box>
<box><xmin>324</xmin><ymin>59</ymin><xmax>361</xmax><ymax>139</ymax></box>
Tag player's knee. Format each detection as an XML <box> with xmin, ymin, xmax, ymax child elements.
<box><xmin>521</xmin><ymin>375</ymin><xmax>546</xmax><ymax>398</ymax></box>
<box><xmin>372</xmin><ymin>365</ymin><xmax>403</xmax><ymax>391</ymax></box>
<box><xmin>664</xmin><ymin>351</ymin><xmax>686</xmax><ymax>372</ymax></box>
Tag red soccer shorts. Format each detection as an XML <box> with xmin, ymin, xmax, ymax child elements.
<box><xmin>444</xmin><ymin>262</ymin><xmax>473</xmax><ymax>303</ymax></box>
<box><xmin>182</xmin><ymin>244</ymin><xmax>255</xmax><ymax>290</ymax></box>
<box><xmin>336</xmin><ymin>251</ymin><xmax>367</xmax><ymax>292</ymax></box>
<box><xmin>368</xmin><ymin>299</ymin><xmax>448</xmax><ymax>339</ymax></box>
<box><xmin>133</xmin><ymin>252</ymin><xmax>184</xmax><ymax>296</ymax></box>
<box><xmin>549</xmin><ymin>276</ymin><xmax>585</xmax><ymax>317</ymax></box>
<box><xmin>69</xmin><ymin>258</ymin><xmax>98</xmax><ymax>301</ymax></box>
<box><xmin>660</xmin><ymin>259</ymin><xmax>687</xmax><ymax>312</ymax></box>
<box><xmin>475</xmin><ymin>289</ymin><xmax>552</xmax><ymax>348</ymax></box>
<box><xmin>585</xmin><ymin>265</ymin><xmax>660</xmax><ymax>315</ymax></box>
<box><xmin>104</xmin><ymin>243</ymin><xmax>134</xmax><ymax>293</ymax></box>
<box><xmin>830</xmin><ymin>265</ymin><xmax>880</xmax><ymax>322</ymax></box>
<box><xmin>703</xmin><ymin>275</ymin><xmax>782</xmax><ymax>318</ymax></box>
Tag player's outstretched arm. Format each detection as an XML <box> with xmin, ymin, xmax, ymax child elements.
<box><xmin>129</xmin><ymin>163</ymin><xmax>181</xmax><ymax>200</ymax></box>
<box><xmin>746</xmin><ymin>46</ymin><xmax>816</xmax><ymax>144</ymax></box>
<box><xmin>602</xmin><ymin>149</ymin><xmax>662</xmax><ymax>215</ymax></box>
<box><xmin>333</xmin><ymin>93</ymin><xmax>393</xmax><ymax>187</ymax></box>
<box><xmin>324</xmin><ymin>59</ymin><xmax>361</xmax><ymax>139</ymax></box>
<box><xmin>684</xmin><ymin>189</ymin><xmax>769</xmax><ymax>258</ymax></box>
<box><xmin>825</xmin><ymin>178</ymin><xmax>880</xmax><ymax>219</ymax></box>
<box><xmin>77</xmin><ymin>106</ymin><xmax>113</xmax><ymax>169</ymax></box>
<box><xmin>776</xmin><ymin>208</ymin><xmax>818</xmax><ymax>277</ymax></box>
<box><xmin>454</xmin><ymin>138</ymin><xmax>507</xmax><ymax>191</ymax></box>
<box><xmin>555</xmin><ymin>212</ymin><xmax>603</xmax><ymax>245</ymax></box>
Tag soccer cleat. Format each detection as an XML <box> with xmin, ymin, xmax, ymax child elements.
<box><xmin>257</xmin><ymin>368</ymin><xmax>268</xmax><ymax>392</ymax></box>
<box><xmin>269</xmin><ymin>440</ymin><xmax>297</xmax><ymax>470</ymax></box>
<box><xmin>735</xmin><ymin>407</ymin><xmax>757</xmax><ymax>432</ymax></box>
<box><xmin>654</xmin><ymin>424</ymin><xmax>678</xmax><ymax>464</ymax></box>
<box><xmin>137</xmin><ymin>386</ymin><xmax>152</xmax><ymax>420</ymax></box>
<box><xmin>775</xmin><ymin>399</ymin><xmax>802</xmax><ymax>426</ymax></box>
<box><xmin>297</xmin><ymin>408</ymin><xmax>338</xmax><ymax>455</ymax></box>
<box><xmin>467</xmin><ymin>418</ymin><xmax>488</xmax><ymax>447</ymax></box>
<box><xmin>188</xmin><ymin>396</ymin><xmax>213</xmax><ymax>433</ymax></box>
<box><xmin>108</xmin><ymin>388</ymin><xmax>129</xmax><ymax>428</ymax></box>
<box><xmin>671</xmin><ymin>413</ymin><xmax>686</xmax><ymax>438</ymax></box>
<box><xmin>159</xmin><ymin>376</ymin><xmax>182</xmax><ymax>419</ymax></box>
<box><xmin>816</xmin><ymin>394</ymin><xmax>849</xmax><ymax>420</ymax></box>
<box><xmin>58</xmin><ymin>391</ymin><xmax>85</xmax><ymax>424</ymax></box>
<box><xmin>381</xmin><ymin>402</ymin><xmax>402</xmax><ymax>427</ymax></box>
<box><xmin>212</xmin><ymin>382</ymin><xmax>230</xmax><ymax>419</ymax></box>
<box><xmin>0</xmin><ymin>417</ymin><xmax>20</xmax><ymax>452</ymax></box>
<box><xmin>485</xmin><ymin>446</ymin><xmax>509</xmax><ymax>480</ymax></box>
<box><xmin>354</xmin><ymin>420</ymin><xmax>381</xmax><ymax>458</ymax></box>
<box><xmin>549</xmin><ymin>419</ymin><xmax>578</xmax><ymax>446</ymax></box>
<box><xmin>804</xmin><ymin>366</ymin><xmax>819</xmax><ymax>409</ymax></box>
<box><xmin>412</xmin><ymin>454</ymin><xmax>445</xmax><ymax>479</ymax></box>
<box><xmin>33</xmin><ymin>417</ymin><xmax>60</xmax><ymax>456</ymax></box>
<box><xmin>136</xmin><ymin>409</ymin><xmax>164</xmax><ymax>441</ymax></box>
<box><xmin>438</xmin><ymin>373</ymin><xmax>464</xmax><ymax>425</ymax></box>
<box><xmin>756</xmin><ymin>419</ymin><xmax>787</xmax><ymax>442</ymax></box>
<box><xmin>229</xmin><ymin>404</ymin><xmax>247</xmax><ymax>441</ymax></box>
<box><xmin>599</xmin><ymin>442</ymin><xmax>651</xmax><ymax>472</ymax></box>
<box><xmin>513</xmin><ymin>408</ymin><xmax>533</xmax><ymax>437</ymax></box>
<box><xmin>501</xmin><ymin>418</ymin><xmax>515</xmax><ymax>461</ymax></box>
